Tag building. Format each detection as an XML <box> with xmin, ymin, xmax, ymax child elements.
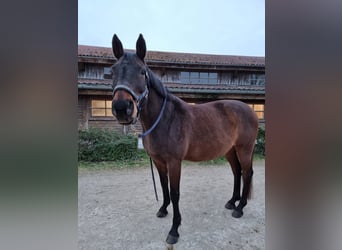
<box><xmin>78</xmin><ymin>45</ymin><xmax>265</xmax><ymax>134</ymax></box>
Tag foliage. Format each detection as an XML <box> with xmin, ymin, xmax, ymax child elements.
<box><xmin>254</xmin><ymin>126</ymin><xmax>265</xmax><ymax>156</ymax></box>
<box><xmin>78</xmin><ymin>127</ymin><xmax>265</xmax><ymax>167</ymax></box>
<box><xmin>78</xmin><ymin>129</ymin><xmax>148</xmax><ymax>162</ymax></box>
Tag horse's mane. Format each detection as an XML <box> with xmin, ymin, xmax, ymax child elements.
<box><xmin>147</xmin><ymin>68</ymin><xmax>170</xmax><ymax>99</ymax></box>
<box><xmin>147</xmin><ymin>68</ymin><xmax>187</xmax><ymax>112</ymax></box>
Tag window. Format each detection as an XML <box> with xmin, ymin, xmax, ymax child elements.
<box><xmin>180</xmin><ymin>71</ymin><xmax>218</xmax><ymax>84</ymax></box>
<box><xmin>248</xmin><ymin>104</ymin><xmax>264</xmax><ymax>120</ymax></box>
<box><xmin>91</xmin><ymin>100</ymin><xmax>113</xmax><ymax>117</ymax></box>
<box><xmin>180</xmin><ymin>72</ymin><xmax>190</xmax><ymax>83</ymax></box>
<box><xmin>103</xmin><ymin>67</ymin><xmax>113</xmax><ymax>79</ymax></box>
<box><xmin>248</xmin><ymin>74</ymin><xmax>265</xmax><ymax>85</ymax></box>
<box><xmin>208</xmin><ymin>73</ymin><xmax>218</xmax><ymax>84</ymax></box>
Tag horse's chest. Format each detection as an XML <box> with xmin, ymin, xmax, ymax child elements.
<box><xmin>143</xmin><ymin>136</ymin><xmax>186</xmax><ymax>159</ymax></box>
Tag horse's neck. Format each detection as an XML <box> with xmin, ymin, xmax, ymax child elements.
<box><xmin>139</xmin><ymin>83</ymin><xmax>166</xmax><ymax>129</ymax></box>
<box><xmin>140</xmin><ymin>74</ymin><xmax>188</xmax><ymax>131</ymax></box>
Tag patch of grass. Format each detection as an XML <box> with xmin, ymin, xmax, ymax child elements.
<box><xmin>78</xmin><ymin>154</ymin><xmax>265</xmax><ymax>170</ymax></box>
<box><xmin>78</xmin><ymin>159</ymin><xmax>150</xmax><ymax>170</ymax></box>
<box><xmin>198</xmin><ymin>156</ymin><xmax>228</xmax><ymax>166</ymax></box>
<box><xmin>78</xmin><ymin>127</ymin><xmax>265</xmax><ymax>170</ymax></box>
<box><xmin>78</xmin><ymin>150</ymin><xmax>150</xmax><ymax>170</ymax></box>
<box><xmin>183</xmin><ymin>154</ymin><xmax>265</xmax><ymax>167</ymax></box>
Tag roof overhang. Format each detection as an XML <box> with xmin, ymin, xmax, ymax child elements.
<box><xmin>78</xmin><ymin>82</ymin><xmax>265</xmax><ymax>101</ymax></box>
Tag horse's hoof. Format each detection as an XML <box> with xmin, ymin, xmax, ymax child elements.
<box><xmin>166</xmin><ymin>234</ymin><xmax>179</xmax><ymax>245</ymax></box>
<box><xmin>225</xmin><ymin>202</ymin><xmax>236</xmax><ymax>210</ymax></box>
<box><xmin>232</xmin><ymin>209</ymin><xmax>243</xmax><ymax>218</ymax></box>
<box><xmin>156</xmin><ymin>210</ymin><xmax>168</xmax><ymax>218</ymax></box>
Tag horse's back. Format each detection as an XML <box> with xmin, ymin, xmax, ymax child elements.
<box><xmin>190</xmin><ymin>99</ymin><xmax>258</xmax><ymax>131</ymax></box>
<box><xmin>182</xmin><ymin>99</ymin><xmax>258</xmax><ymax>161</ymax></box>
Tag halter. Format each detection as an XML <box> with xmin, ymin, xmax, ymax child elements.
<box><xmin>113</xmin><ymin>71</ymin><xmax>150</xmax><ymax>121</ymax></box>
<box><xmin>112</xmin><ymin>70</ymin><xmax>167</xmax><ymax>138</ymax></box>
<box><xmin>113</xmin><ymin>84</ymin><xmax>149</xmax><ymax>114</ymax></box>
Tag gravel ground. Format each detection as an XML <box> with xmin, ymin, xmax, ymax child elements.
<box><xmin>78</xmin><ymin>160</ymin><xmax>265</xmax><ymax>250</ymax></box>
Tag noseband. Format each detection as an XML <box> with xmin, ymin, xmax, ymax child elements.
<box><xmin>113</xmin><ymin>71</ymin><xmax>150</xmax><ymax>121</ymax></box>
<box><xmin>112</xmin><ymin>70</ymin><xmax>168</xmax><ymax>138</ymax></box>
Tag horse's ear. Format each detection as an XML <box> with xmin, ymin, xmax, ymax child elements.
<box><xmin>112</xmin><ymin>34</ymin><xmax>124</xmax><ymax>59</ymax></box>
<box><xmin>136</xmin><ymin>34</ymin><xmax>146</xmax><ymax>61</ymax></box>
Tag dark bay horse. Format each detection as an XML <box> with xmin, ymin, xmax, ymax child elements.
<box><xmin>111</xmin><ymin>34</ymin><xmax>259</xmax><ymax>245</ymax></box>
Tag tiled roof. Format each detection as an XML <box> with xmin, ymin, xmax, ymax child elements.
<box><xmin>78</xmin><ymin>78</ymin><xmax>264</xmax><ymax>94</ymax></box>
<box><xmin>78</xmin><ymin>45</ymin><xmax>265</xmax><ymax>67</ymax></box>
<box><xmin>78</xmin><ymin>45</ymin><xmax>114</xmax><ymax>59</ymax></box>
<box><xmin>78</xmin><ymin>78</ymin><xmax>111</xmax><ymax>85</ymax></box>
<box><xmin>165</xmin><ymin>83</ymin><xmax>264</xmax><ymax>93</ymax></box>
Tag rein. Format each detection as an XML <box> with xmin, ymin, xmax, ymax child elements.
<box><xmin>138</xmin><ymin>95</ymin><xmax>167</xmax><ymax>138</ymax></box>
<box><xmin>149</xmin><ymin>157</ymin><xmax>158</xmax><ymax>201</ymax></box>
<box><xmin>113</xmin><ymin>70</ymin><xmax>167</xmax><ymax>202</ymax></box>
<box><xmin>113</xmin><ymin>71</ymin><xmax>167</xmax><ymax>138</ymax></box>
<box><xmin>138</xmin><ymin>70</ymin><xmax>168</xmax><ymax>138</ymax></box>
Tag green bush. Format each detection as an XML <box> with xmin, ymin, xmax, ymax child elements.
<box><xmin>78</xmin><ymin>127</ymin><xmax>265</xmax><ymax>163</ymax></box>
<box><xmin>78</xmin><ymin>129</ymin><xmax>146</xmax><ymax>162</ymax></box>
<box><xmin>254</xmin><ymin>126</ymin><xmax>265</xmax><ymax>156</ymax></box>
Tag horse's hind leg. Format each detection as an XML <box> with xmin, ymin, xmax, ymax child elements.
<box><xmin>154</xmin><ymin>160</ymin><xmax>170</xmax><ymax>218</ymax></box>
<box><xmin>225</xmin><ymin>147</ymin><xmax>242</xmax><ymax>210</ymax></box>
<box><xmin>232</xmin><ymin>146</ymin><xmax>254</xmax><ymax>218</ymax></box>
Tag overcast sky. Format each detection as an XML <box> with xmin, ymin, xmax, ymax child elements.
<box><xmin>78</xmin><ymin>0</ymin><xmax>264</xmax><ymax>56</ymax></box>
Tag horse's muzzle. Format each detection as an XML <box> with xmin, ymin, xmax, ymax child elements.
<box><xmin>112</xmin><ymin>99</ymin><xmax>136</xmax><ymax>124</ymax></box>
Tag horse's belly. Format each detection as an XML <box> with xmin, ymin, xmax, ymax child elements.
<box><xmin>184</xmin><ymin>144</ymin><xmax>232</xmax><ymax>162</ymax></box>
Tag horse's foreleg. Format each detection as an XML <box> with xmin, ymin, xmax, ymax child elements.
<box><xmin>165</xmin><ymin>160</ymin><xmax>182</xmax><ymax>245</ymax></box>
<box><xmin>155</xmin><ymin>161</ymin><xmax>170</xmax><ymax>218</ymax></box>
<box><xmin>225</xmin><ymin>148</ymin><xmax>242</xmax><ymax>210</ymax></box>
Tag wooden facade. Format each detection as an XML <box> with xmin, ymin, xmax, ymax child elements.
<box><xmin>78</xmin><ymin>45</ymin><xmax>265</xmax><ymax>134</ymax></box>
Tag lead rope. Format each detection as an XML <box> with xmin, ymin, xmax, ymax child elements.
<box><xmin>138</xmin><ymin>95</ymin><xmax>167</xmax><ymax>138</ymax></box>
<box><xmin>149</xmin><ymin>157</ymin><xmax>158</xmax><ymax>201</ymax></box>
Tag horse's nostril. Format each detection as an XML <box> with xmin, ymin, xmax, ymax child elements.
<box><xmin>112</xmin><ymin>100</ymin><xmax>126</xmax><ymax>118</ymax></box>
<box><xmin>113</xmin><ymin>100</ymin><xmax>126</xmax><ymax>111</ymax></box>
<box><xmin>112</xmin><ymin>99</ymin><xmax>134</xmax><ymax>118</ymax></box>
<box><xmin>126</xmin><ymin>100</ymin><xmax>133</xmax><ymax>116</ymax></box>
<box><xmin>112</xmin><ymin>101</ymin><xmax>118</xmax><ymax>116</ymax></box>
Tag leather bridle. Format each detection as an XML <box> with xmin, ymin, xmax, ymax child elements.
<box><xmin>112</xmin><ymin>70</ymin><xmax>167</xmax><ymax>138</ymax></box>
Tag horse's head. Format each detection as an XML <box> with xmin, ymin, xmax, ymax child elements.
<box><xmin>111</xmin><ymin>34</ymin><xmax>149</xmax><ymax>125</ymax></box>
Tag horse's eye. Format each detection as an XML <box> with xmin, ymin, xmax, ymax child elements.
<box><xmin>141</xmin><ymin>69</ymin><xmax>146</xmax><ymax>76</ymax></box>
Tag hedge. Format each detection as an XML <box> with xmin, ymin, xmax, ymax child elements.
<box><xmin>255</xmin><ymin>126</ymin><xmax>265</xmax><ymax>156</ymax></box>
<box><xmin>78</xmin><ymin>127</ymin><xmax>265</xmax><ymax>162</ymax></box>
<box><xmin>78</xmin><ymin>129</ymin><xmax>145</xmax><ymax>162</ymax></box>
